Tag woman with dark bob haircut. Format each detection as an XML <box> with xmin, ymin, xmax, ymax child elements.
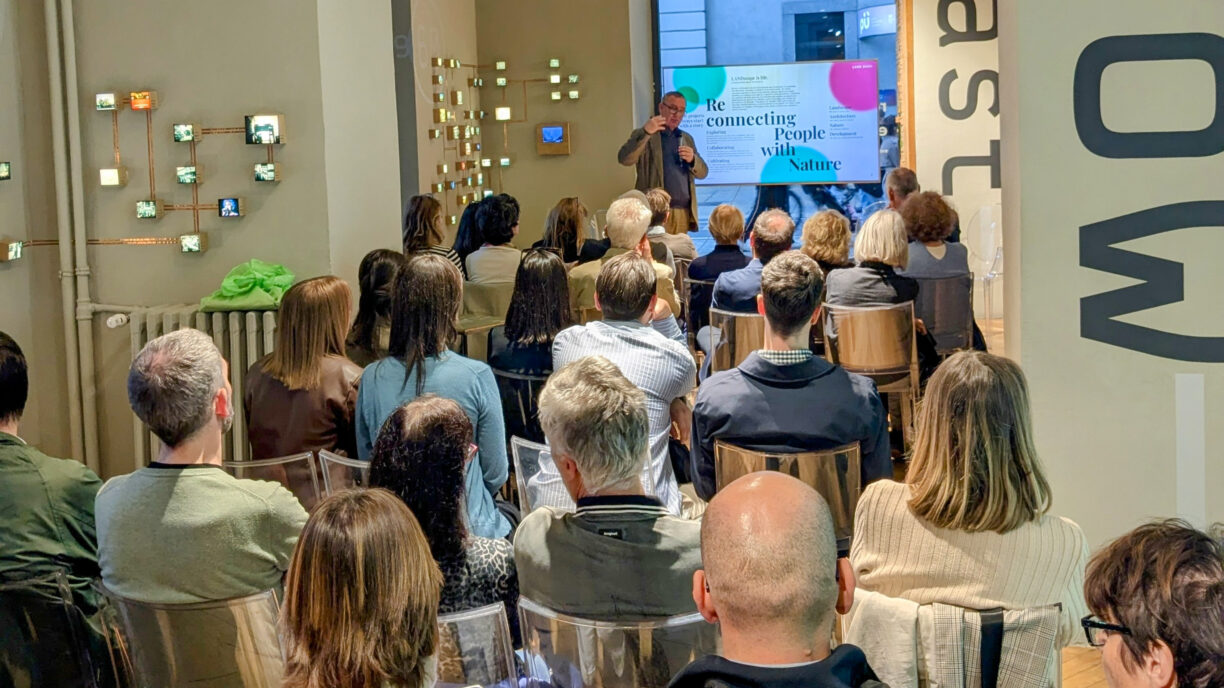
<box><xmin>897</xmin><ymin>191</ymin><xmax>968</xmax><ymax>279</ymax></box>
<box><xmin>355</xmin><ymin>253</ymin><xmax>511</xmax><ymax>538</ymax></box>
<box><xmin>347</xmin><ymin>249</ymin><xmax>408</xmax><ymax>368</ymax></box>
<box><xmin>281</xmin><ymin>488</ymin><xmax>442</xmax><ymax>688</ymax></box>
<box><xmin>370</xmin><ymin>396</ymin><xmax>519</xmax><ymax>639</ymax></box>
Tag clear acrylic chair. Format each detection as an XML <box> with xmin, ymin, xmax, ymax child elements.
<box><xmin>982</xmin><ymin>246</ymin><xmax>1003</xmax><ymax>321</ymax></box>
<box><xmin>316</xmin><ymin>449</ymin><xmax>370</xmax><ymax>495</ymax></box>
<box><xmin>491</xmin><ymin>369</ymin><xmax>549</xmax><ymax>446</ymax></box>
<box><xmin>97</xmin><ymin>584</ymin><xmax>284</xmax><ymax>687</ymax></box>
<box><xmin>510</xmin><ymin>436</ymin><xmax>575</xmax><ymax>514</ymax></box>
<box><xmin>0</xmin><ymin>570</ymin><xmax>112</xmax><ymax>687</ymax></box>
<box><xmin>713</xmin><ymin>441</ymin><xmax>861</xmax><ymax>553</ymax></box>
<box><xmin>913</xmin><ymin>274</ymin><xmax>975</xmax><ymax>354</ymax></box>
<box><xmin>223</xmin><ymin>452</ymin><xmax>321</xmax><ymax>511</ymax></box>
<box><xmin>708</xmin><ymin>308</ymin><xmax>766</xmax><ymax>374</ymax></box>
<box><xmin>435</xmin><ymin>602</ymin><xmax>516</xmax><ymax>688</ymax></box>
<box><xmin>518</xmin><ymin>596</ymin><xmax>720</xmax><ymax>688</ymax></box>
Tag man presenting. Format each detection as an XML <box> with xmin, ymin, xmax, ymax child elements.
<box><xmin>618</xmin><ymin>91</ymin><xmax>708</xmax><ymax>235</ymax></box>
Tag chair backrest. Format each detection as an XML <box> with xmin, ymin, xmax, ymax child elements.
<box><xmin>97</xmin><ymin>584</ymin><xmax>284</xmax><ymax>687</ymax></box>
<box><xmin>822</xmin><ymin>301</ymin><xmax>915</xmax><ymax>375</ymax></box>
<box><xmin>708</xmin><ymin>308</ymin><xmax>766</xmax><ymax>373</ymax></box>
<box><xmin>316</xmin><ymin>450</ymin><xmax>370</xmax><ymax>496</ymax></box>
<box><xmin>462</xmin><ymin>281</ymin><xmax>515</xmax><ymax>319</ymax></box>
<box><xmin>713</xmin><ymin>441</ymin><xmax>861</xmax><ymax>548</ymax></box>
<box><xmin>223</xmin><ymin>452</ymin><xmax>321</xmax><ymax>511</ymax></box>
<box><xmin>844</xmin><ymin>594</ymin><xmax>1062</xmax><ymax>688</ymax></box>
<box><xmin>491</xmin><ymin>369</ymin><xmax>549</xmax><ymax>446</ymax></box>
<box><xmin>510</xmin><ymin>436</ymin><xmax>576</xmax><ymax>514</ymax></box>
<box><xmin>914</xmin><ymin>274</ymin><xmax>974</xmax><ymax>354</ymax></box>
<box><xmin>436</xmin><ymin>602</ymin><xmax>516</xmax><ymax>688</ymax></box>
<box><xmin>0</xmin><ymin>571</ymin><xmax>106</xmax><ymax>688</ymax></box>
<box><xmin>518</xmin><ymin>596</ymin><xmax>720</xmax><ymax>688</ymax></box>
<box><xmin>683</xmin><ymin>278</ymin><xmax>717</xmax><ymax>344</ymax></box>
<box><xmin>672</xmin><ymin>258</ymin><xmax>692</xmax><ymax>303</ymax></box>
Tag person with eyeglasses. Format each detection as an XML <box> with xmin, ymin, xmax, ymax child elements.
<box><xmin>618</xmin><ymin>91</ymin><xmax>708</xmax><ymax>236</ymax></box>
<box><xmin>1081</xmin><ymin>519</ymin><xmax>1224</xmax><ymax>688</ymax></box>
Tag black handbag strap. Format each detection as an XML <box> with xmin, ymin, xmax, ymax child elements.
<box><xmin>979</xmin><ymin>608</ymin><xmax>1005</xmax><ymax>688</ymax></box>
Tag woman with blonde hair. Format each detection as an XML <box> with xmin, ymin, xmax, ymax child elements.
<box><xmin>824</xmin><ymin>209</ymin><xmax>915</xmax><ymax>307</ymax></box>
<box><xmin>282</xmin><ymin>488</ymin><xmax>442</xmax><ymax>688</ymax></box>
<box><xmin>850</xmin><ymin>351</ymin><xmax>1089</xmax><ymax>647</ymax></box>
<box><xmin>800</xmin><ymin>209</ymin><xmax>853</xmax><ymax>275</ymax></box>
<box><xmin>245</xmin><ymin>276</ymin><xmax>361</xmax><ymax>491</ymax></box>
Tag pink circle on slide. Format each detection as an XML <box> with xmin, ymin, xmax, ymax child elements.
<box><xmin>829</xmin><ymin>61</ymin><xmax>878</xmax><ymax>111</ymax></box>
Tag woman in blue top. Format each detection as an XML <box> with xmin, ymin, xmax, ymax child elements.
<box><xmin>356</xmin><ymin>253</ymin><xmax>511</xmax><ymax>538</ymax></box>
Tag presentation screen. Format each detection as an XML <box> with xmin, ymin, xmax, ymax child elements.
<box><xmin>662</xmin><ymin>60</ymin><xmax>880</xmax><ymax>186</ymax></box>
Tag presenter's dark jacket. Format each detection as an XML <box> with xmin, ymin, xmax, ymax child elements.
<box><xmin>690</xmin><ymin>352</ymin><xmax>891</xmax><ymax>501</ymax></box>
<box><xmin>668</xmin><ymin>645</ymin><xmax>887</xmax><ymax>688</ymax></box>
<box><xmin>618</xmin><ymin>127</ymin><xmax>708</xmax><ymax>230</ymax></box>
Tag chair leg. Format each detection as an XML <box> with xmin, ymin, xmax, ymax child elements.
<box><xmin>900</xmin><ymin>388</ymin><xmax>915</xmax><ymax>453</ymax></box>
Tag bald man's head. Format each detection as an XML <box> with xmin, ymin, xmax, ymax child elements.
<box><xmin>700</xmin><ymin>472</ymin><xmax>839</xmax><ymax>639</ymax></box>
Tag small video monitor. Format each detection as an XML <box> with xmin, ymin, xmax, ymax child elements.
<box><xmin>180</xmin><ymin>233</ymin><xmax>206</xmax><ymax>253</ymax></box>
<box><xmin>537</xmin><ymin>122</ymin><xmax>572</xmax><ymax>156</ymax></box>
<box><xmin>129</xmin><ymin>90</ymin><xmax>157</xmax><ymax>111</ymax></box>
<box><xmin>0</xmin><ymin>162</ymin><xmax>10</xmax><ymax>180</ymax></box>
<box><xmin>254</xmin><ymin>163</ymin><xmax>279</xmax><ymax>182</ymax></box>
<box><xmin>1</xmin><ymin>241</ymin><xmax>23</xmax><ymax>262</ymax></box>
<box><xmin>218</xmin><ymin>197</ymin><xmax>245</xmax><ymax>218</ymax></box>
<box><xmin>135</xmin><ymin>200</ymin><xmax>162</xmax><ymax>219</ymax></box>
<box><xmin>99</xmin><ymin>167</ymin><xmax>128</xmax><ymax>187</ymax></box>
<box><xmin>499</xmin><ymin>157</ymin><xmax>512</xmax><ymax>168</ymax></box>
<box><xmin>173</xmin><ymin>124</ymin><xmax>197</xmax><ymax>142</ymax></box>
<box><xmin>244</xmin><ymin>114</ymin><xmax>284</xmax><ymax>145</ymax></box>
<box><xmin>176</xmin><ymin>166</ymin><xmax>198</xmax><ymax>184</ymax></box>
<box><xmin>95</xmin><ymin>93</ymin><xmax>117</xmax><ymax>111</ymax></box>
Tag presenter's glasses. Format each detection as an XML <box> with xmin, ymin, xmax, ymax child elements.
<box><xmin>661</xmin><ymin>102</ymin><xmax>686</xmax><ymax>116</ymax></box>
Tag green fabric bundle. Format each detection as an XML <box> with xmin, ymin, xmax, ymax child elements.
<box><xmin>199</xmin><ymin>259</ymin><xmax>295</xmax><ymax>311</ymax></box>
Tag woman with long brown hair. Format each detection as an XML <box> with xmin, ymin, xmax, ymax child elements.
<box><xmin>245</xmin><ymin>275</ymin><xmax>361</xmax><ymax>461</ymax></box>
<box><xmin>355</xmin><ymin>254</ymin><xmax>511</xmax><ymax>539</ymax></box>
<box><xmin>533</xmin><ymin>196</ymin><xmax>605</xmax><ymax>265</ymax></box>
<box><xmin>281</xmin><ymin>488</ymin><xmax>442</xmax><ymax>688</ymax></box>
<box><xmin>347</xmin><ymin>249</ymin><xmax>408</xmax><ymax>368</ymax></box>
<box><xmin>850</xmin><ymin>351</ymin><xmax>1089</xmax><ymax>647</ymax></box>
<box><xmin>403</xmin><ymin>194</ymin><xmax>463</xmax><ymax>272</ymax></box>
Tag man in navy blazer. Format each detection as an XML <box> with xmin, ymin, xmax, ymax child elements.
<box><xmin>691</xmin><ymin>251</ymin><xmax>891</xmax><ymax>501</ymax></box>
<box><xmin>710</xmin><ymin>208</ymin><xmax>796</xmax><ymax>314</ymax></box>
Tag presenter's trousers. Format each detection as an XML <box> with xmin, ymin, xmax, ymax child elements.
<box><xmin>665</xmin><ymin>206</ymin><xmax>693</xmax><ymax>235</ymax></box>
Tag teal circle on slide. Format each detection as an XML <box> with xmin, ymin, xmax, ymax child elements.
<box><xmin>761</xmin><ymin>147</ymin><xmax>838</xmax><ymax>184</ymax></box>
<box><xmin>670</xmin><ymin>67</ymin><xmax>727</xmax><ymax>106</ymax></box>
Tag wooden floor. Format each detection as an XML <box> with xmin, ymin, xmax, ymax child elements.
<box><xmin>1063</xmin><ymin>648</ymin><xmax>1107</xmax><ymax>688</ymax></box>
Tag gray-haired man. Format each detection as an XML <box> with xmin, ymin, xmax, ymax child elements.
<box><xmin>96</xmin><ymin>329</ymin><xmax>307</xmax><ymax>604</ymax></box>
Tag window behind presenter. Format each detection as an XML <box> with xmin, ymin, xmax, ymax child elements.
<box><xmin>618</xmin><ymin>91</ymin><xmax>708</xmax><ymax>235</ymax></box>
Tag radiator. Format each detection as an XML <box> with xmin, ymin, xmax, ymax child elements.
<box><xmin>128</xmin><ymin>306</ymin><xmax>277</xmax><ymax>471</ymax></box>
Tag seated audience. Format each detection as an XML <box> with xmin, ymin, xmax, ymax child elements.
<box><xmin>533</xmin><ymin>196</ymin><xmax>606</xmax><ymax>265</ymax></box>
<box><xmin>453</xmin><ymin>199</ymin><xmax>485</xmax><ymax>279</ymax></box>
<box><xmin>692</xmin><ymin>252</ymin><xmax>891</xmax><ymax>501</ymax></box>
<box><xmin>824</xmin><ymin>210</ymin><xmax>916</xmax><ymax>307</ymax></box>
<box><xmin>688</xmin><ymin>204</ymin><xmax>750</xmax><ymax>335</ymax></box>
<box><xmin>646</xmin><ymin>188</ymin><xmax>697</xmax><ymax>262</ymax></box>
<box><xmin>97</xmin><ymin>329</ymin><xmax>308</xmax><ymax>603</ymax></box>
<box><xmin>488</xmin><ymin>248</ymin><xmax>571</xmax><ymax>376</ymax></box>
<box><xmin>884</xmin><ymin>166</ymin><xmax>920</xmax><ymax>212</ymax></box>
<box><xmin>1083</xmin><ymin>519</ymin><xmax>1223</xmax><ymax>688</ymax></box>
<box><xmin>554</xmin><ymin>253</ymin><xmax>694</xmax><ymax>514</ymax></box>
<box><xmin>466</xmin><ymin>193</ymin><xmax>522</xmax><ymax>284</ymax></box>
<box><xmin>617</xmin><ymin>189</ymin><xmax>676</xmax><ymax>280</ymax></box>
<box><xmin>369</xmin><ymin>397</ymin><xmax>518</xmax><ymax>632</ymax></box>
<box><xmin>0</xmin><ymin>331</ymin><xmax>102</xmax><ymax>615</ymax></box>
<box><xmin>281</xmin><ymin>488</ymin><xmax>441</xmax><ymax>688</ymax></box>
<box><xmin>711</xmin><ymin>208</ymin><xmax>795</xmax><ymax>313</ymax></box>
<box><xmin>569</xmin><ymin>197</ymin><xmax>680</xmax><ymax>318</ymax></box>
<box><xmin>402</xmin><ymin>194</ymin><xmax>463</xmax><ymax>272</ymax></box>
<box><xmin>850</xmin><ymin>351</ymin><xmax>1089</xmax><ymax>647</ymax></box>
<box><xmin>674</xmin><ymin>473</ymin><xmax>882</xmax><ymax>688</ymax></box>
<box><xmin>898</xmin><ymin>191</ymin><xmax>968</xmax><ymax>278</ymax></box>
<box><xmin>346</xmin><ymin>249</ymin><xmax>407</xmax><ymax>368</ymax></box>
<box><xmin>245</xmin><ymin>277</ymin><xmax>361</xmax><ymax>479</ymax></box>
<box><xmin>355</xmin><ymin>254</ymin><xmax>510</xmax><ymax>539</ymax></box>
<box><xmin>515</xmin><ymin>356</ymin><xmax>701</xmax><ymax>617</ymax></box>
<box><xmin>800</xmin><ymin>209</ymin><xmax>853</xmax><ymax>275</ymax></box>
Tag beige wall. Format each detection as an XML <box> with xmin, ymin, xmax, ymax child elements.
<box><xmin>0</xmin><ymin>0</ymin><xmax>69</xmax><ymax>456</ymax></box>
<box><xmin>999</xmin><ymin>0</ymin><xmax>1224</xmax><ymax>545</ymax></box>
<box><xmin>475</xmin><ymin>0</ymin><xmax>640</xmax><ymax>245</ymax></box>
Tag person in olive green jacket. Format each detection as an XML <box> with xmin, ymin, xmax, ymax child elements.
<box><xmin>617</xmin><ymin>91</ymin><xmax>709</xmax><ymax>235</ymax></box>
<box><xmin>0</xmin><ymin>331</ymin><xmax>102</xmax><ymax>615</ymax></box>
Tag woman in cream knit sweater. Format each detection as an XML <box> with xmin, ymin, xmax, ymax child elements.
<box><xmin>850</xmin><ymin>351</ymin><xmax>1089</xmax><ymax>647</ymax></box>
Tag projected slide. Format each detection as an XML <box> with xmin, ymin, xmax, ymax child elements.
<box><xmin>663</xmin><ymin>60</ymin><xmax>880</xmax><ymax>185</ymax></box>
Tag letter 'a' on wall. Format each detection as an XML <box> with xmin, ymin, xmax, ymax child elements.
<box><xmin>999</xmin><ymin>0</ymin><xmax>1224</xmax><ymax>548</ymax></box>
